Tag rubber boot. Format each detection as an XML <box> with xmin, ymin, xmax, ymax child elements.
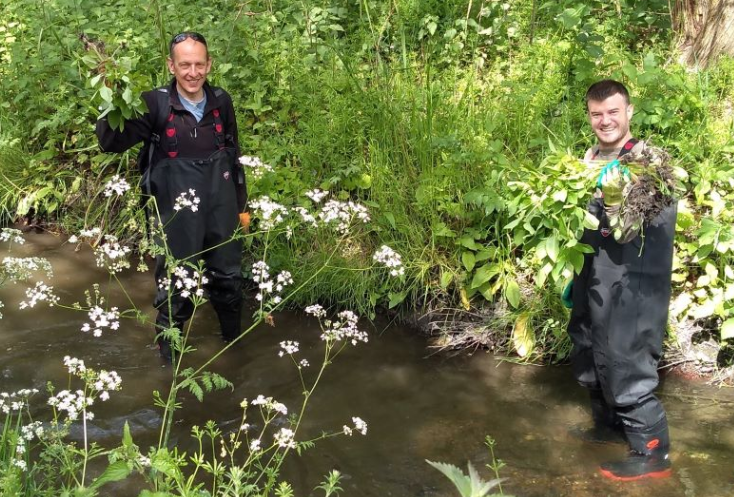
<box><xmin>215</xmin><ymin>306</ymin><xmax>242</xmax><ymax>343</ymax></box>
<box><xmin>599</xmin><ymin>416</ymin><xmax>672</xmax><ymax>481</ymax></box>
<box><xmin>571</xmin><ymin>389</ymin><xmax>625</xmax><ymax>444</ymax></box>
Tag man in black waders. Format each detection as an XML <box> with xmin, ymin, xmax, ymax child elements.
<box><xmin>567</xmin><ymin>80</ymin><xmax>676</xmax><ymax>480</ymax></box>
<box><xmin>97</xmin><ymin>32</ymin><xmax>249</xmax><ymax>362</ymax></box>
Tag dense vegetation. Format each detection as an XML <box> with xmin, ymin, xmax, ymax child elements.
<box><xmin>2</xmin><ymin>0</ymin><xmax>734</xmax><ymax>365</ymax></box>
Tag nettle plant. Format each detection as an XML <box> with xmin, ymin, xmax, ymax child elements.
<box><xmin>0</xmin><ymin>155</ymin><xmax>406</xmax><ymax>496</ymax></box>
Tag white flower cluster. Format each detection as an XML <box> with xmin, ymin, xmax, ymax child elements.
<box><xmin>251</xmin><ymin>261</ymin><xmax>293</xmax><ymax>304</ymax></box>
<box><xmin>239</xmin><ymin>155</ymin><xmax>274</xmax><ymax>180</ymax></box>
<box><xmin>342</xmin><ymin>416</ymin><xmax>368</xmax><ymax>436</ymax></box>
<box><xmin>47</xmin><ymin>389</ymin><xmax>93</xmax><ymax>421</ymax></box>
<box><xmin>173</xmin><ymin>189</ymin><xmax>201</xmax><ymax>212</ymax></box>
<box><xmin>249</xmin><ymin>439</ymin><xmax>262</xmax><ymax>452</ymax></box>
<box><xmin>93</xmin><ymin>370</ymin><xmax>122</xmax><ymax>402</ymax></box>
<box><xmin>81</xmin><ymin>305</ymin><xmax>120</xmax><ymax>337</ymax></box>
<box><xmin>49</xmin><ymin>357</ymin><xmax>122</xmax><ymax>421</ymax></box>
<box><xmin>170</xmin><ymin>265</ymin><xmax>208</xmax><ymax>299</ymax></box>
<box><xmin>0</xmin><ymin>389</ymin><xmax>39</xmax><ymax>414</ymax></box>
<box><xmin>19</xmin><ymin>281</ymin><xmax>59</xmax><ymax>309</ymax></box>
<box><xmin>278</xmin><ymin>340</ymin><xmax>299</xmax><ymax>357</ymax></box>
<box><xmin>103</xmin><ymin>174</ymin><xmax>131</xmax><ymax>197</ymax></box>
<box><xmin>0</xmin><ymin>228</ymin><xmax>24</xmax><ymax>244</ymax></box>
<box><xmin>68</xmin><ymin>227</ymin><xmax>103</xmax><ymax>244</ymax></box>
<box><xmin>305</xmin><ymin>304</ymin><xmax>327</xmax><ymax>318</ymax></box>
<box><xmin>273</xmin><ymin>427</ymin><xmax>297</xmax><ymax>449</ymax></box>
<box><xmin>63</xmin><ymin>356</ymin><xmax>87</xmax><ymax>375</ymax></box>
<box><xmin>9</xmin><ymin>419</ymin><xmax>44</xmax><ymax>472</ymax></box>
<box><xmin>1</xmin><ymin>256</ymin><xmax>53</xmax><ymax>282</ymax></box>
<box><xmin>292</xmin><ymin>206</ymin><xmax>317</xmax><ymax>227</ymax></box>
<box><xmin>251</xmin><ymin>394</ymin><xmax>288</xmax><ymax>416</ymax></box>
<box><xmin>318</xmin><ymin>200</ymin><xmax>370</xmax><ymax>234</ymax></box>
<box><xmin>321</xmin><ymin>310</ymin><xmax>368</xmax><ymax>345</ymax></box>
<box><xmin>94</xmin><ymin>235</ymin><xmax>132</xmax><ymax>273</ymax></box>
<box><xmin>372</xmin><ymin>245</ymin><xmax>405</xmax><ymax>277</ymax></box>
<box><xmin>305</xmin><ymin>189</ymin><xmax>328</xmax><ymax>203</ymax></box>
<box><xmin>249</xmin><ymin>196</ymin><xmax>289</xmax><ymax>230</ymax></box>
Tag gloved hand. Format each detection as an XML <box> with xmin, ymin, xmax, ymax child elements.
<box><xmin>596</xmin><ymin>159</ymin><xmax>630</xmax><ymax>207</ymax></box>
<box><xmin>561</xmin><ymin>280</ymin><xmax>573</xmax><ymax>309</ymax></box>
<box><xmin>239</xmin><ymin>212</ymin><xmax>251</xmax><ymax>232</ymax></box>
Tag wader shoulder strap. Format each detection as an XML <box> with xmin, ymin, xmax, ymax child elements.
<box><xmin>591</xmin><ymin>138</ymin><xmax>639</xmax><ymax>161</ymax></box>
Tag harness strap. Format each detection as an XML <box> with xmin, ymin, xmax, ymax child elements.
<box><xmin>591</xmin><ymin>138</ymin><xmax>639</xmax><ymax>160</ymax></box>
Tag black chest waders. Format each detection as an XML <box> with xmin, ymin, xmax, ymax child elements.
<box><xmin>566</xmin><ymin>140</ymin><xmax>675</xmax><ymax>480</ymax></box>
<box><xmin>145</xmin><ymin>147</ymin><xmax>244</xmax><ymax>360</ymax></box>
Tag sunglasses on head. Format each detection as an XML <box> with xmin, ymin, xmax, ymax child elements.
<box><xmin>169</xmin><ymin>32</ymin><xmax>207</xmax><ymax>53</ymax></box>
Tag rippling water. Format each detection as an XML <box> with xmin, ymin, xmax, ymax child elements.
<box><xmin>1</xmin><ymin>233</ymin><xmax>733</xmax><ymax>496</ymax></box>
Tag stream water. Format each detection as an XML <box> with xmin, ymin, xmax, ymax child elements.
<box><xmin>1</xmin><ymin>233</ymin><xmax>733</xmax><ymax>497</ymax></box>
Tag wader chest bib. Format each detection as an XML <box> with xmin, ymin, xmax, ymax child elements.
<box><xmin>146</xmin><ymin>147</ymin><xmax>243</xmax><ymax>335</ymax></box>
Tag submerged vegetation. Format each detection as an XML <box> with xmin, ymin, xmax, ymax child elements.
<box><xmin>2</xmin><ymin>0</ymin><xmax>734</xmax><ymax>370</ymax></box>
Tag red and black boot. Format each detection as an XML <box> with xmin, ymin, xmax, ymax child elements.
<box><xmin>599</xmin><ymin>417</ymin><xmax>671</xmax><ymax>481</ymax></box>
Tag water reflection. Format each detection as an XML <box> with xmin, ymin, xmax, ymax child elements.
<box><xmin>1</xmin><ymin>233</ymin><xmax>733</xmax><ymax>496</ymax></box>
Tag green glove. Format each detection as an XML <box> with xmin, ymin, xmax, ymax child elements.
<box><xmin>596</xmin><ymin>159</ymin><xmax>630</xmax><ymax>207</ymax></box>
<box><xmin>562</xmin><ymin>281</ymin><xmax>573</xmax><ymax>309</ymax></box>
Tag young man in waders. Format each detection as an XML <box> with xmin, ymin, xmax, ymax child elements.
<box><xmin>566</xmin><ymin>79</ymin><xmax>676</xmax><ymax>480</ymax></box>
<box><xmin>96</xmin><ymin>32</ymin><xmax>249</xmax><ymax>362</ymax></box>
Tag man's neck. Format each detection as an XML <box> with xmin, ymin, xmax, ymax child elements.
<box><xmin>177</xmin><ymin>84</ymin><xmax>204</xmax><ymax>102</ymax></box>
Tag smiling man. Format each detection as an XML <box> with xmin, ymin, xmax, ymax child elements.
<box><xmin>97</xmin><ymin>32</ymin><xmax>248</xmax><ymax>361</ymax></box>
<box><xmin>566</xmin><ymin>80</ymin><xmax>677</xmax><ymax>481</ymax></box>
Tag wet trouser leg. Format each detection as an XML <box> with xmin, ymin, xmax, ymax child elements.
<box><xmin>203</xmin><ymin>149</ymin><xmax>244</xmax><ymax>341</ymax></box>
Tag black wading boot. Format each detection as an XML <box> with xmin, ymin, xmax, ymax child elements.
<box><xmin>572</xmin><ymin>389</ymin><xmax>626</xmax><ymax>444</ymax></box>
<box><xmin>214</xmin><ymin>304</ymin><xmax>243</xmax><ymax>343</ymax></box>
<box><xmin>154</xmin><ymin>314</ymin><xmax>182</xmax><ymax>363</ymax></box>
<box><xmin>599</xmin><ymin>417</ymin><xmax>671</xmax><ymax>481</ymax></box>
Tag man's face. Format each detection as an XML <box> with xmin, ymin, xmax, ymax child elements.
<box><xmin>167</xmin><ymin>38</ymin><xmax>212</xmax><ymax>101</ymax></box>
<box><xmin>587</xmin><ymin>92</ymin><xmax>634</xmax><ymax>149</ymax></box>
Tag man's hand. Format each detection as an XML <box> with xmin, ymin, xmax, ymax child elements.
<box><xmin>239</xmin><ymin>212</ymin><xmax>251</xmax><ymax>232</ymax></box>
<box><xmin>596</xmin><ymin>159</ymin><xmax>630</xmax><ymax>207</ymax></box>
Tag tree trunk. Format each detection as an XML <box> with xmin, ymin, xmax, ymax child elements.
<box><xmin>674</xmin><ymin>0</ymin><xmax>734</xmax><ymax>67</ymax></box>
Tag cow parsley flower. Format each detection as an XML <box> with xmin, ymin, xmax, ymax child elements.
<box><xmin>173</xmin><ymin>189</ymin><xmax>201</xmax><ymax>212</ymax></box>
<box><xmin>19</xmin><ymin>281</ymin><xmax>59</xmax><ymax>309</ymax></box>
<box><xmin>103</xmin><ymin>174</ymin><xmax>131</xmax><ymax>197</ymax></box>
<box><xmin>373</xmin><ymin>245</ymin><xmax>405</xmax><ymax>277</ymax></box>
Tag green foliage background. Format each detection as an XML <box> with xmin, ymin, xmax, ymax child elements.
<box><xmin>2</xmin><ymin>0</ymin><xmax>734</xmax><ymax>360</ymax></box>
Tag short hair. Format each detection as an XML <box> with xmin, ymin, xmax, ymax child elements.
<box><xmin>585</xmin><ymin>80</ymin><xmax>630</xmax><ymax>107</ymax></box>
<box><xmin>169</xmin><ymin>32</ymin><xmax>208</xmax><ymax>58</ymax></box>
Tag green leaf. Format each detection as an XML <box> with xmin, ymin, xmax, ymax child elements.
<box><xmin>471</xmin><ymin>264</ymin><xmax>498</xmax><ymax>289</ymax></box>
<box><xmin>583</xmin><ymin>211</ymin><xmax>599</xmax><ymax>230</ymax></box>
<box><xmin>99</xmin><ymin>85</ymin><xmax>113</xmax><ymax>103</ymax></box>
<box><xmin>89</xmin><ymin>461</ymin><xmax>131</xmax><ymax>490</ymax></box>
<box><xmin>122</xmin><ymin>421</ymin><xmax>133</xmax><ymax>448</ymax></box>
<box><xmin>545</xmin><ymin>236</ymin><xmax>559</xmax><ymax>263</ymax></box>
<box><xmin>462</xmin><ymin>251</ymin><xmax>476</xmax><ymax>271</ymax></box>
<box><xmin>505</xmin><ymin>280</ymin><xmax>521</xmax><ymax>308</ymax></box>
<box><xmin>440</xmin><ymin>271</ymin><xmax>453</xmax><ymax>289</ymax></box>
<box><xmin>722</xmin><ymin>318</ymin><xmax>734</xmax><ymax>341</ymax></box>
<box><xmin>388</xmin><ymin>291</ymin><xmax>408</xmax><ymax>309</ymax></box>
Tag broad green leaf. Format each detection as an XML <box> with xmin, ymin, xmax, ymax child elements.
<box><xmin>471</xmin><ymin>264</ymin><xmax>498</xmax><ymax>289</ymax></box>
<box><xmin>512</xmin><ymin>313</ymin><xmax>534</xmax><ymax>358</ymax></box>
<box><xmin>583</xmin><ymin>211</ymin><xmax>599</xmax><ymax>230</ymax></box>
<box><xmin>545</xmin><ymin>236</ymin><xmax>559</xmax><ymax>262</ymax></box>
<box><xmin>440</xmin><ymin>271</ymin><xmax>453</xmax><ymax>289</ymax></box>
<box><xmin>388</xmin><ymin>291</ymin><xmax>407</xmax><ymax>309</ymax></box>
<box><xmin>721</xmin><ymin>318</ymin><xmax>734</xmax><ymax>341</ymax></box>
<box><xmin>89</xmin><ymin>461</ymin><xmax>131</xmax><ymax>490</ymax></box>
<box><xmin>505</xmin><ymin>280</ymin><xmax>521</xmax><ymax>308</ymax></box>
<box><xmin>462</xmin><ymin>251</ymin><xmax>476</xmax><ymax>271</ymax></box>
